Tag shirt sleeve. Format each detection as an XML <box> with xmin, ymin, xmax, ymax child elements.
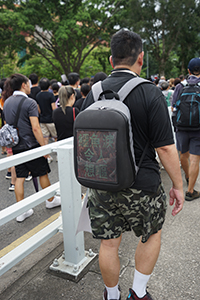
<box><xmin>28</xmin><ymin>99</ymin><xmax>39</xmax><ymax>118</ymax></box>
<box><xmin>50</xmin><ymin>93</ymin><xmax>56</xmax><ymax>104</ymax></box>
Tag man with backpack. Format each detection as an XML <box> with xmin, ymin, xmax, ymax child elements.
<box><xmin>172</xmin><ymin>57</ymin><xmax>200</xmax><ymax>201</ymax></box>
<box><xmin>80</xmin><ymin>30</ymin><xmax>184</xmax><ymax>300</ymax></box>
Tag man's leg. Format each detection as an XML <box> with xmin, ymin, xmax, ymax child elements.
<box><xmin>188</xmin><ymin>154</ymin><xmax>200</xmax><ymax>193</ymax></box>
<box><xmin>39</xmin><ymin>174</ymin><xmax>53</xmax><ymax>202</ymax></box>
<box><xmin>99</xmin><ymin>235</ymin><xmax>122</xmax><ymax>287</ymax></box>
<box><xmin>180</xmin><ymin>151</ymin><xmax>189</xmax><ymax>180</ymax></box>
<box><xmin>135</xmin><ymin>230</ymin><xmax>161</xmax><ymax>275</ymax></box>
<box><xmin>15</xmin><ymin>177</ymin><xmax>34</xmax><ymax>222</ymax></box>
<box><xmin>131</xmin><ymin>230</ymin><xmax>161</xmax><ymax>298</ymax></box>
<box><xmin>15</xmin><ymin>177</ymin><xmax>25</xmax><ymax>202</ymax></box>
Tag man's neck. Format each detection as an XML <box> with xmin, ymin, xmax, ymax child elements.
<box><xmin>70</xmin><ymin>84</ymin><xmax>77</xmax><ymax>89</ymax></box>
<box><xmin>113</xmin><ymin>64</ymin><xmax>141</xmax><ymax>76</ymax></box>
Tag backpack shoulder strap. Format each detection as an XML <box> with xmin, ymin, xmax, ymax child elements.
<box><xmin>91</xmin><ymin>81</ymin><xmax>103</xmax><ymax>102</ymax></box>
<box><xmin>118</xmin><ymin>77</ymin><xmax>151</xmax><ymax>102</ymax></box>
<box><xmin>13</xmin><ymin>96</ymin><xmax>27</xmax><ymax>128</ymax></box>
<box><xmin>91</xmin><ymin>77</ymin><xmax>151</xmax><ymax>103</ymax></box>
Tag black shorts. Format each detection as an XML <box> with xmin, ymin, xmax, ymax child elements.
<box><xmin>13</xmin><ymin>147</ymin><xmax>51</xmax><ymax>178</ymax></box>
<box><xmin>176</xmin><ymin>130</ymin><xmax>200</xmax><ymax>155</ymax></box>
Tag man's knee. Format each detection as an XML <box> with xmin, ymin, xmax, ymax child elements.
<box><xmin>101</xmin><ymin>235</ymin><xmax>122</xmax><ymax>249</ymax></box>
<box><xmin>180</xmin><ymin>151</ymin><xmax>189</xmax><ymax>160</ymax></box>
<box><xmin>189</xmin><ymin>154</ymin><xmax>200</xmax><ymax>165</ymax></box>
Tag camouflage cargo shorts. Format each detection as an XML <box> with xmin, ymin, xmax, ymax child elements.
<box><xmin>87</xmin><ymin>184</ymin><xmax>167</xmax><ymax>243</ymax></box>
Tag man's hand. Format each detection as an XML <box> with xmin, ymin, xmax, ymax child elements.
<box><xmin>169</xmin><ymin>187</ymin><xmax>184</xmax><ymax>216</ymax></box>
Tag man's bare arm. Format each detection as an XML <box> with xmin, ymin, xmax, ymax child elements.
<box><xmin>29</xmin><ymin>116</ymin><xmax>45</xmax><ymax>146</ymax></box>
<box><xmin>156</xmin><ymin>144</ymin><xmax>184</xmax><ymax>216</ymax></box>
<box><xmin>51</xmin><ymin>102</ymin><xmax>57</xmax><ymax>110</ymax></box>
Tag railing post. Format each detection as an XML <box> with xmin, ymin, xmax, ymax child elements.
<box><xmin>58</xmin><ymin>143</ymin><xmax>85</xmax><ymax>263</ymax></box>
<box><xmin>49</xmin><ymin>142</ymin><xmax>97</xmax><ymax>280</ymax></box>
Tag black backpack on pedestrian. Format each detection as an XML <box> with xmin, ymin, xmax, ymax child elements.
<box><xmin>73</xmin><ymin>77</ymin><xmax>149</xmax><ymax>192</ymax></box>
<box><xmin>173</xmin><ymin>82</ymin><xmax>200</xmax><ymax>130</ymax></box>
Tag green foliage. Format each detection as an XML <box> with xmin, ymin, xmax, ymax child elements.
<box><xmin>1</xmin><ymin>0</ymin><xmax>200</xmax><ymax>79</ymax></box>
<box><xmin>17</xmin><ymin>55</ymin><xmax>62</xmax><ymax>80</ymax></box>
<box><xmin>80</xmin><ymin>46</ymin><xmax>112</xmax><ymax>78</ymax></box>
<box><xmin>125</xmin><ymin>0</ymin><xmax>200</xmax><ymax>77</ymax></box>
<box><xmin>0</xmin><ymin>0</ymin><xmax>123</xmax><ymax>76</ymax></box>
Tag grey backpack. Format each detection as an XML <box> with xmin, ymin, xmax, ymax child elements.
<box><xmin>0</xmin><ymin>97</ymin><xmax>26</xmax><ymax>148</ymax></box>
<box><xmin>74</xmin><ymin>77</ymin><xmax>149</xmax><ymax>192</ymax></box>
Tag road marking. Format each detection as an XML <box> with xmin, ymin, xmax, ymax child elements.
<box><xmin>0</xmin><ymin>211</ymin><xmax>61</xmax><ymax>258</ymax></box>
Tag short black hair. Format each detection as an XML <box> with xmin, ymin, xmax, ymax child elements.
<box><xmin>29</xmin><ymin>73</ymin><xmax>38</xmax><ymax>85</ymax></box>
<box><xmin>52</xmin><ymin>83</ymin><xmax>60</xmax><ymax>92</ymax></box>
<box><xmin>93</xmin><ymin>72</ymin><xmax>107</xmax><ymax>84</ymax></box>
<box><xmin>10</xmin><ymin>73</ymin><xmax>28</xmax><ymax>91</ymax></box>
<box><xmin>50</xmin><ymin>79</ymin><xmax>57</xmax><ymax>87</ymax></box>
<box><xmin>111</xmin><ymin>29</ymin><xmax>142</xmax><ymax>67</ymax></box>
<box><xmin>68</xmin><ymin>72</ymin><xmax>80</xmax><ymax>85</ymax></box>
<box><xmin>39</xmin><ymin>77</ymin><xmax>50</xmax><ymax>90</ymax></box>
<box><xmin>81</xmin><ymin>83</ymin><xmax>90</xmax><ymax>97</ymax></box>
<box><xmin>80</xmin><ymin>77</ymin><xmax>90</xmax><ymax>85</ymax></box>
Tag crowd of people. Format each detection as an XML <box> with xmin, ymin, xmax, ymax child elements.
<box><xmin>0</xmin><ymin>71</ymin><xmax>107</xmax><ymax>222</ymax></box>
<box><xmin>0</xmin><ymin>28</ymin><xmax>200</xmax><ymax>299</ymax></box>
<box><xmin>151</xmin><ymin>68</ymin><xmax>200</xmax><ymax>203</ymax></box>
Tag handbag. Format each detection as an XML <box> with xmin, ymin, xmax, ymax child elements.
<box><xmin>0</xmin><ymin>97</ymin><xmax>26</xmax><ymax>148</ymax></box>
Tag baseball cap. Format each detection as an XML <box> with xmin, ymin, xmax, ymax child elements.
<box><xmin>188</xmin><ymin>57</ymin><xmax>200</xmax><ymax>72</ymax></box>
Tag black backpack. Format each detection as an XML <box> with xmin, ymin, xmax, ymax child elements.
<box><xmin>73</xmin><ymin>77</ymin><xmax>150</xmax><ymax>192</ymax></box>
<box><xmin>173</xmin><ymin>82</ymin><xmax>200</xmax><ymax>130</ymax></box>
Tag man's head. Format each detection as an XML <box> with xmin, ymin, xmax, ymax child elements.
<box><xmin>68</xmin><ymin>72</ymin><xmax>80</xmax><ymax>87</ymax></box>
<box><xmin>39</xmin><ymin>77</ymin><xmax>50</xmax><ymax>91</ymax></box>
<box><xmin>81</xmin><ymin>83</ymin><xmax>90</xmax><ymax>98</ymax></box>
<box><xmin>160</xmin><ymin>81</ymin><xmax>169</xmax><ymax>91</ymax></box>
<box><xmin>10</xmin><ymin>73</ymin><xmax>30</xmax><ymax>94</ymax></box>
<box><xmin>29</xmin><ymin>73</ymin><xmax>38</xmax><ymax>85</ymax></box>
<box><xmin>188</xmin><ymin>58</ymin><xmax>200</xmax><ymax>76</ymax></box>
<box><xmin>110</xmin><ymin>29</ymin><xmax>143</xmax><ymax>69</ymax></box>
<box><xmin>52</xmin><ymin>83</ymin><xmax>60</xmax><ymax>94</ymax></box>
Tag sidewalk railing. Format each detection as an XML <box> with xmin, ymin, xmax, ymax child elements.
<box><xmin>0</xmin><ymin>138</ymin><xmax>96</xmax><ymax>278</ymax></box>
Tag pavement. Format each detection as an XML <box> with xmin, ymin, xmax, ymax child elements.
<box><xmin>1</xmin><ymin>165</ymin><xmax>200</xmax><ymax>300</ymax></box>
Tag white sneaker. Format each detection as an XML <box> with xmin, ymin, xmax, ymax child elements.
<box><xmin>47</xmin><ymin>156</ymin><xmax>53</xmax><ymax>164</ymax></box>
<box><xmin>9</xmin><ymin>183</ymin><xmax>15</xmax><ymax>191</ymax></box>
<box><xmin>16</xmin><ymin>209</ymin><xmax>34</xmax><ymax>222</ymax></box>
<box><xmin>46</xmin><ymin>195</ymin><xmax>61</xmax><ymax>209</ymax></box>
<box><xmin>25</xmin><ymin>175</ymin><xmax>32</xmax><ymax>181</ymax></box>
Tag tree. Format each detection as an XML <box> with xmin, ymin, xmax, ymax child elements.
<box><xmin>124</xmin><ymin>0</ymin><xmax>200</xmax><ymax>77</ymax></box>
<box><xmin>0</xmin><ymin>0</ymin><xmax>125</xmax><ymax>76</ymax></box>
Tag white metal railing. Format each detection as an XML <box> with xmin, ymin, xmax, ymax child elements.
<box><xmin>0</xmin><ymin>138</ymin><xmax>96</xmax><ymax>277</ymax></box>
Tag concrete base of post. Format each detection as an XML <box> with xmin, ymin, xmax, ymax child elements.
<box><xmin>49</xmin><ymin>250</ymin><xmax>98</xmax><ymax>282</ymax></box>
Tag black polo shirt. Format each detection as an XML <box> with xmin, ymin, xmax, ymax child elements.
<box><xmin>81</xmin><ymin>69</ymin><xmax>174</xmax><ymax>192</ymax></box>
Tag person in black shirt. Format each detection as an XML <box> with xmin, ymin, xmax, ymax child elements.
<box><xmin>52</xmin><ymin>86</ymin><xmax>79</xmax><ymax>141</ymax></box>
<box><xmin>74</xmin><ymin>83</ymin><xmax>90</xmax><ymax>111</ymax></box>
<box><xmin>29</xmin><ymin>73</ymin><xmax>41</xmax><ymax>100</ymax></box>
<box><xmin>68</xmin><ymin>72</ymin><xmax>82</xmax><ymax>101</ymax></box>
<box><xmin>81</xmin><ymin>30</ymin><xmax>184</xmax><ymax>300</ymax></box>
<box><xmin>36</xmin><ymin>77</ymin><xmax>57</xmax><ymax>163</ymax></box>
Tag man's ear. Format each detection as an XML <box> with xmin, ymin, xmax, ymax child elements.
<box><xmin>188</xmin><ymin>69</ymin><xmax>192</xmax><ymax>75</ymax></box>
<box><xmin>21</xmin><ymin>82</ymin><xmax>26</xmax><ymax>91</ymax></box>
<box><xmin>109</xmin><ymin>56</ymin><xmax>114</xmax><ymax>68</ymax></box>
<box><xmin>138</xmin><ymin>51</ymin><xmax>144</xmax><ymax>66</ymax></box>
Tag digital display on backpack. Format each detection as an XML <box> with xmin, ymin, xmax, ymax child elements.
<box><xmin>76</xmin><ymin>130</ymin><xmax>117</xmax><ymax>183</ymax></box>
